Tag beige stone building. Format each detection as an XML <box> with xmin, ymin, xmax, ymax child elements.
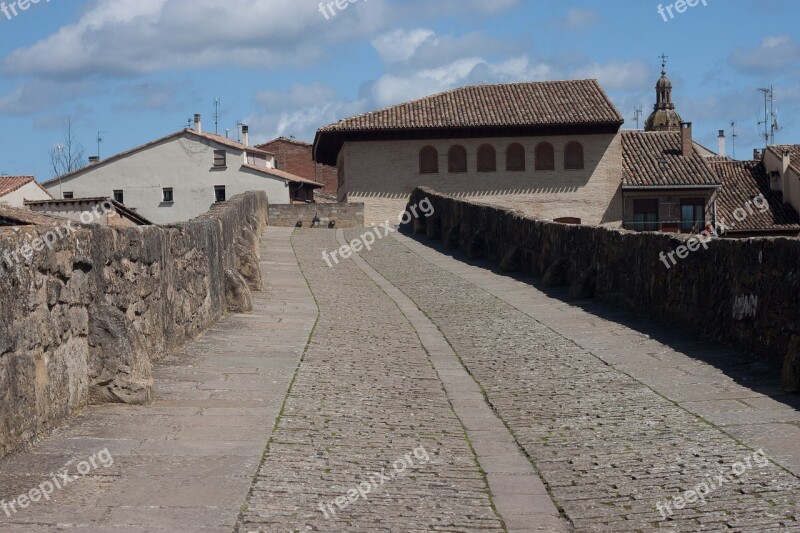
<box><xmin>313</xmin><ymin>80</ymin><xmax>625</xmax><ymax>226</ymax></box>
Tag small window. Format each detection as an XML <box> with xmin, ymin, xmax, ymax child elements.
<box><xmin>477</xmin><ymin>144</ymin><xmax>497</xmax><ymax>172</ymax></box>
<box><xmin>63</xmin><ymin>192</ymin><xmax>74</xmax><ymax>199</ymax></box>
<box><xmin>419</xmin><ymin>146</ymin><xmax>439</xmax><ymax>174</ymax></box>
<box><xmin>506</xmin><ymin>143</ymin><xmax>526</xmax><ymax>171</ymax></box>
<box><xmin>213</xmin><ymin>150</ymin><xmax>227</xmax><ymax>168</ymax></box>
<box><xmin>214</xmin><ymin>185</ymin><xmax>226</xmax><ymax>203</ymax></box>
<box><xmin>680</xmin><ymin>198</ymin><xmax>705</xmax><ymax>233</ymax></box>
<box><xmin>448</xmin><ymin>145</ymin><xmax>467</xmax><ymax>173</ymax></box>
<box><xmin>162</xmin><ymin>188</ymin><xmax>174</xmax><ymax>203</ymax></box>
<box><xmin>633</xmin><ymin>199</ymin><xmax>659</xmax><ymax>232</ymax></box>
<box><xmin>113</xmin><ymin>190</ymin><xmax>124</xmax><ymax>204</ymax></box>
<box><xmin>565</xmin><ymin>141</ymin><xmax>585</xmax><ymax>170</ymax></box>
<box><xmin>535</xmin><ymin>142</ymin><xmax>555</xmax><ymax>171</ymax></box>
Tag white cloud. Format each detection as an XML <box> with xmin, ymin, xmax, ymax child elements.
<box><xmin>555</xmin><ymin>8</ymin><xmax>601</xmax><ymax>31</ymax></box>
<box><xmin>571</xmin><ymin>60</ymin><xmax>650</xmax><ymax>91</ymax></box>
<box><xmin>730</xmin><ymin>35</ymin><xmax>800</xmax><ymax>73</ymax></box>
<box><xmin>371</xmin><ymin>29</ymin><xmax>436</xmax><ymax>63</ymax></box>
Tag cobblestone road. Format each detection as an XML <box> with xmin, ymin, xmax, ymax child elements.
<box><xmin>2</xmin><ymin>226</ymin><xmax>799</xmax><ymax>532</ymax></box>
<box><xmin>349</xmin><ymin>229</ymin><xmax>800</xmax><ymax>532</ymax></box>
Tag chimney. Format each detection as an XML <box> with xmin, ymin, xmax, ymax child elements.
<box><xmin>782</xmin><ymin>150</ymin><xmax>791</xmax><ymax>174</ymax></box>
<box><xmin>754</xmin><ymin>148</ymin><xmax>762</xmax><ymax>160</ymax></box>
<box><xmin>241</xmin><ymin>124</ymin><xmax>249</xmax><ymax>147</ymax></box>
<box><xmin>717</xmin><ymin>130</ymin><xmax>726</xmax><ymax>158</ymax></box>
<box><xmin>88</xmin><ymin>156</ymin><xmax>100</xmax><ymax>165</ymax></box>
<box><xmin>194</xmin><ymin>113</ymin><xmax>202</xmax><ymax>133</ymax></box>
<box><xmin>680</xmin><ymin>122</ymin><xmax>693</xmax><ymax>157</ymax></box>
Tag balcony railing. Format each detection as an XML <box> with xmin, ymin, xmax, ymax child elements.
<box><xmin>622</xmin><ymin>220</ymin><xmax>705</xmax><ymax>233</ymax></box>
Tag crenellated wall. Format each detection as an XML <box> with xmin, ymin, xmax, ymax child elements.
<box><xmin>403</xmin><ymin>187</ymin><xmax>800</xmax><ymax>391</ymax></box>
<box><xmin>0</xmin><ymin>192</ymin><xmax>268</xmax><ymax>459</ymax></box>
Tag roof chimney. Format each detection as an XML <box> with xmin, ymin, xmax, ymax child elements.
<box><xmin>680</xmin><ymin>122</ymin><xmax>693</xmax><ymax>157</ymax></box>
<box><xmin>754</xmin><ymin>148</ymin><xmax>762</xmax><ymax>161</ymax></box>
<box><xmin>782</xmin><ymin>150</ymin><xmax>791</xmax><ymax>174</ymax></box>
<box><xmin>88</xmin><ymin>156</ymin><xmax>100</xmax><ymax>165</ymax></box>
<box><xmin>241</xmin><ymin>124</ymin><xmax>249</xmax><ymax>147</ymax></box>
<box><xmin>717</xmin><ymin>130</ymin><xmax>726</xmax><ymax>158</ymax></box>
<box><xmin>194</xmin><ymin>113</ymin><xmax>202</xmax><ymax>133</ymax></box>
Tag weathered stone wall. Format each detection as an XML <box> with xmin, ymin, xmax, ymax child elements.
<box><xmin>403</xmin><ymin>187</ymin><xmax>800</xmax><ymax>389</ymax></box>
<box><xmin>0</xmin><ymin>192</ymin><xmax>268</xmax><ymax>459</ymax></box>
<box><xmin>268</xmin><ymin>203</ymin><xmax>364</xmax><ymax>228</ymax></box>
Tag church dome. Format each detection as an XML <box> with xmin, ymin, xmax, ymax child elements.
<box><xmin>645</xmin><ymin>59</ymin><xmax>682</xmax><ymax>132</ymax></box>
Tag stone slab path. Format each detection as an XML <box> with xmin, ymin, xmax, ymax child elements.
<box><xmin>1</xmin><ymin>226</ymin><xmax>799</xmax><ymax>532</ymax></box>
<box><xmin>0</xmin><ymin>227</ymin><xmax>316</xmax><ymax>531</ymax></box>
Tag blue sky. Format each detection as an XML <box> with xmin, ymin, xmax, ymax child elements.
<box><xmin>0</xmin><ymin>0</ymin><xmax>798</xmax><ymax>180</ymax></box>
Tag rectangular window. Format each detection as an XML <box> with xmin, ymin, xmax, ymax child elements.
<box><xmin>214</xmin><ymin>185</ymin><xmax>226</xmax><ymax>203</ymax></box>
<box><xmin>632</xmin><ymin>199</ymin><xmax>659</xmax><ymax>232</ymax></box>
<box><xmin>63</xmin><ymin>192</ymin><xmax>74</xmax><ymax>199</ymax></box>
<box><xmin>162</xmin><ymin>188</ymin><xmax>174</xmax><ymax>203</ymax></box>
<box><xmin>113</xmin><ymin>190</ymin><xmax>124</xmax><ymax>204</ymax></box>
<box><xmin>247</xmin><ymin>153</ymin><xmax>267</xmax><ymax>168</ymax></box>
<box><xmin>213</xmin><ymin>150</ymin><xmax>227</xmax><ymax>168</ymax></box>
<box><xmin>680</xmin><ymin>199</ymin><xmax>705</xmax><ymax>232</ymax></box>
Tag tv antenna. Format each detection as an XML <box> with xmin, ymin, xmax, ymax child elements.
<box><xmin>633</xmin><ymin>106</ymin><xmax>643</xmax><ymax>130</ymax></box>
<box><xmin>213</xmin><ymin>98</ymin><xmax>221</xmax><ymax>134</ymax></box>
<box><xmin>96</xmin><ymin>131</ymin><xmax>106</xmax><ymax>158</ymax></box>
<box><xmin>729</xmin><ymin>121</ymin><xmax>738</xmax><ymax>159</ymax></box>
<box><xmin>758</xmin><ymin>85</ymin><xmax>779</xmax><ymax>146</ymax></box>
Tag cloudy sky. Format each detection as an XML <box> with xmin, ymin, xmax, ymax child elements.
<box><xmin>1</xmin><ymin>0</ymin><xmax>798</xmax><ymax>179</ymax></box>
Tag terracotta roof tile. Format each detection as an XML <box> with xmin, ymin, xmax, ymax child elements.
<box><xmin>622</xmin><ymin>131</ymin><xmax>720</xmax><ymax>188</ymax></box>
<box><xmin>0</xmin><ymin>205</ymin><xmax>65</xmax><ymax>226</ymax></box>
<box><xmin>0</xmin><ymin>176</ymin><xmax>36</xmax><ymax>196</ymax></box>
<box><xmin>767</xmin><ymin>145</ymin><xmax>800</xmax><ymax>175</ymax></box>
<box><xmin>709</xmin><ymin>159</ymin><xmax>800</xmax><ymax>233</ymax></box>
<box><xmin>319</xmin><ymin>80</ymin><xmax>623</xmax><ymax>133</ymax></box>
<box><xmin>241</xmin><ymin>164</ymin><xmax>324</xmax><ymax>187</ymax></box>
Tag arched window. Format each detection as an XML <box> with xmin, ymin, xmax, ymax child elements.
<box><xmin>506</xmin><ymin>143</ymin><xmax>525</xmax><ymax>171</ymax></box>
<box><xmin>535</xmin><ymin>142</ymin><xmax>555</xmax><ymax>171</ymax></box>
<box><xmin>477</xmin><ymin>144</ymin><xmax>496</xmax><ymax>172</ymax></box>
<box><xmin>419</xmin><ymin>146</ymin><xmax>439</xmax><ymax>174</ymax></box>
<box><xmin>564</xmin><ymin>141</ymin><xmax>585</xmax><ymax>170</ymax></box>
<box><xmin>448</xmin><ymin>145</ymin><xmax>468</xmax><ymax>173</ymax></box>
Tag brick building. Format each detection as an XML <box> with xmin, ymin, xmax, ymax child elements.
<box><xmin>313</xmin><ymin>80</ymin><xmax>626</xmax><ymax>225</ymax></box>
<box><xmin>257</xmin><ymin>137</ymin><xmax>338</xmax><ymax>197</ymax></box>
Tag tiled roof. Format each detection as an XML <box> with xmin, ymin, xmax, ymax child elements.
<box><xmin>766</xmin><ymin>145</ymin><xmax>800</xmax><ymax>174</ymax></box>
<box><xmin>0</xmin><ymin>205</ymin><xmax>65</xmax><ymax>226</ymax></box>
<box><xmin>318</xmin><ymin>80</ymin><xmax>623</xmax><ymax>133</ymax></box>
<box><xmin>241</xmin><ymin>164</ymin><xmax>324</xmax><ymax>187</ymax></box>
<box><xmin>42</xmin><ymin>130</ymin><xmax>272</xmax><ymax>187</ymax></box>
<box><xmin>257</xmin><ymin>137</ymin><xmax>312</xmax><ymax>149</ymax></box>
<box><xmin>709</xmin><ymin>159</ymin><xmax>800</xmax><ymax>233</ymax></box>
<box><xmin>24</xmin><ymin>197</ymin><xmax>153</xmax><ymax>226</ymax></box>
<box><xmin>621</xmin><ymin>131</ymin><xmax>721</xmax><ymax>188</ymax></box>
<box><xmin>0</xmin><ymin>176</ymin><xmax>36</xmax><ymax>196</ymax></box>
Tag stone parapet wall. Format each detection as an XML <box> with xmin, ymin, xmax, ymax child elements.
<box><xmin>403</xmin><ymin>187</ymin><xmax>800</xmax><ymax>389</ymax></box>
<box><xmin>268</xmin><ymin>203</ymin><xmax>364</xmax><ymax>228</ymax></box>
<box><xmin>0</xmin><ymin>192</ymin><xmax>268</xmax><ymax>459</ymax></box>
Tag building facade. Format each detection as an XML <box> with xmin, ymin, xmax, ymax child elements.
<box><xmin>0</xmin><ymin>176</ymin><xmax>52</xmax><ymax>207</ymax></box>
<box><xmin>314</xmin><ymin>80</ymin><xmax>626</xmax><ymax>226</ymax></box>
<box><xmin>42</xmin><ymin>117</ymin><xmax>321</xmax><ymax>224</ymax></box>
<box><xmin>257</xmin><ymin>137</ymin><xmax>338</xmax><ymax>196</ymax></box>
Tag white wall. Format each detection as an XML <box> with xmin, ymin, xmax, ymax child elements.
<box><xmin>44</xmin><ymin>134</ymin><xmax>290</xmax><ymax>224</ymax></box>
<box><xmin>0</xmin><ymin>181</ymin><xmax>52</xmax><ymax>207</ymax></box>
<box><xmin>763</xmin><ymin>149</ymin><xmax>800</xmax><ymax>214</ymax></box>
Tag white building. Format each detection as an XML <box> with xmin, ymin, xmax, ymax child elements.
<box><xmin>42</xmin><ymin>116</ymin><xmax>322</xmax><ymax>224</ymax></box>
<box><xmin>0</xmin><ymin>176</ymin><xmax>52</xmax><ymax>207</ymax></box>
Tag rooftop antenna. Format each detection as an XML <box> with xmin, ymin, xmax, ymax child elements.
<box><xmin>758</xmin><ymin>85</ymin><xmax>778</xmax><ymax>146</ymax></box>
<box><xmin>213</xmin><ymin>97</ymin><xmax>221</xmax><ymax>134</ymax></box>
<box><xmin>730</xmin><ymin>121</ymin><xmax>737</xmax><ymax>159</ymax></box>
<box><xmin>96</xmin><ymin>131</ymin><xmax>106</xmax><ymax>159</ymax></box>
<box><xmin>633</xmin><ymin>106</ymin><xmax>643</xmax><ymax>130</ymax></box>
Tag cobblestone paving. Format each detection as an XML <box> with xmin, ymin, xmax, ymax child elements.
<box><xmin>351</xmin><ymin>230</ymin><xmax>800</xmax><ymax>532</ymax></box>
<box><xmin>237</xmin><ymin>230</ymin><xmax>503</xmax><ymax>532</ymax></box>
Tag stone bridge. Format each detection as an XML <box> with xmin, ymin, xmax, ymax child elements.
<box><xmin>1</xmin><ymin>193</ymin><xmax>799</xmax><ymax>532</ymax></box>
